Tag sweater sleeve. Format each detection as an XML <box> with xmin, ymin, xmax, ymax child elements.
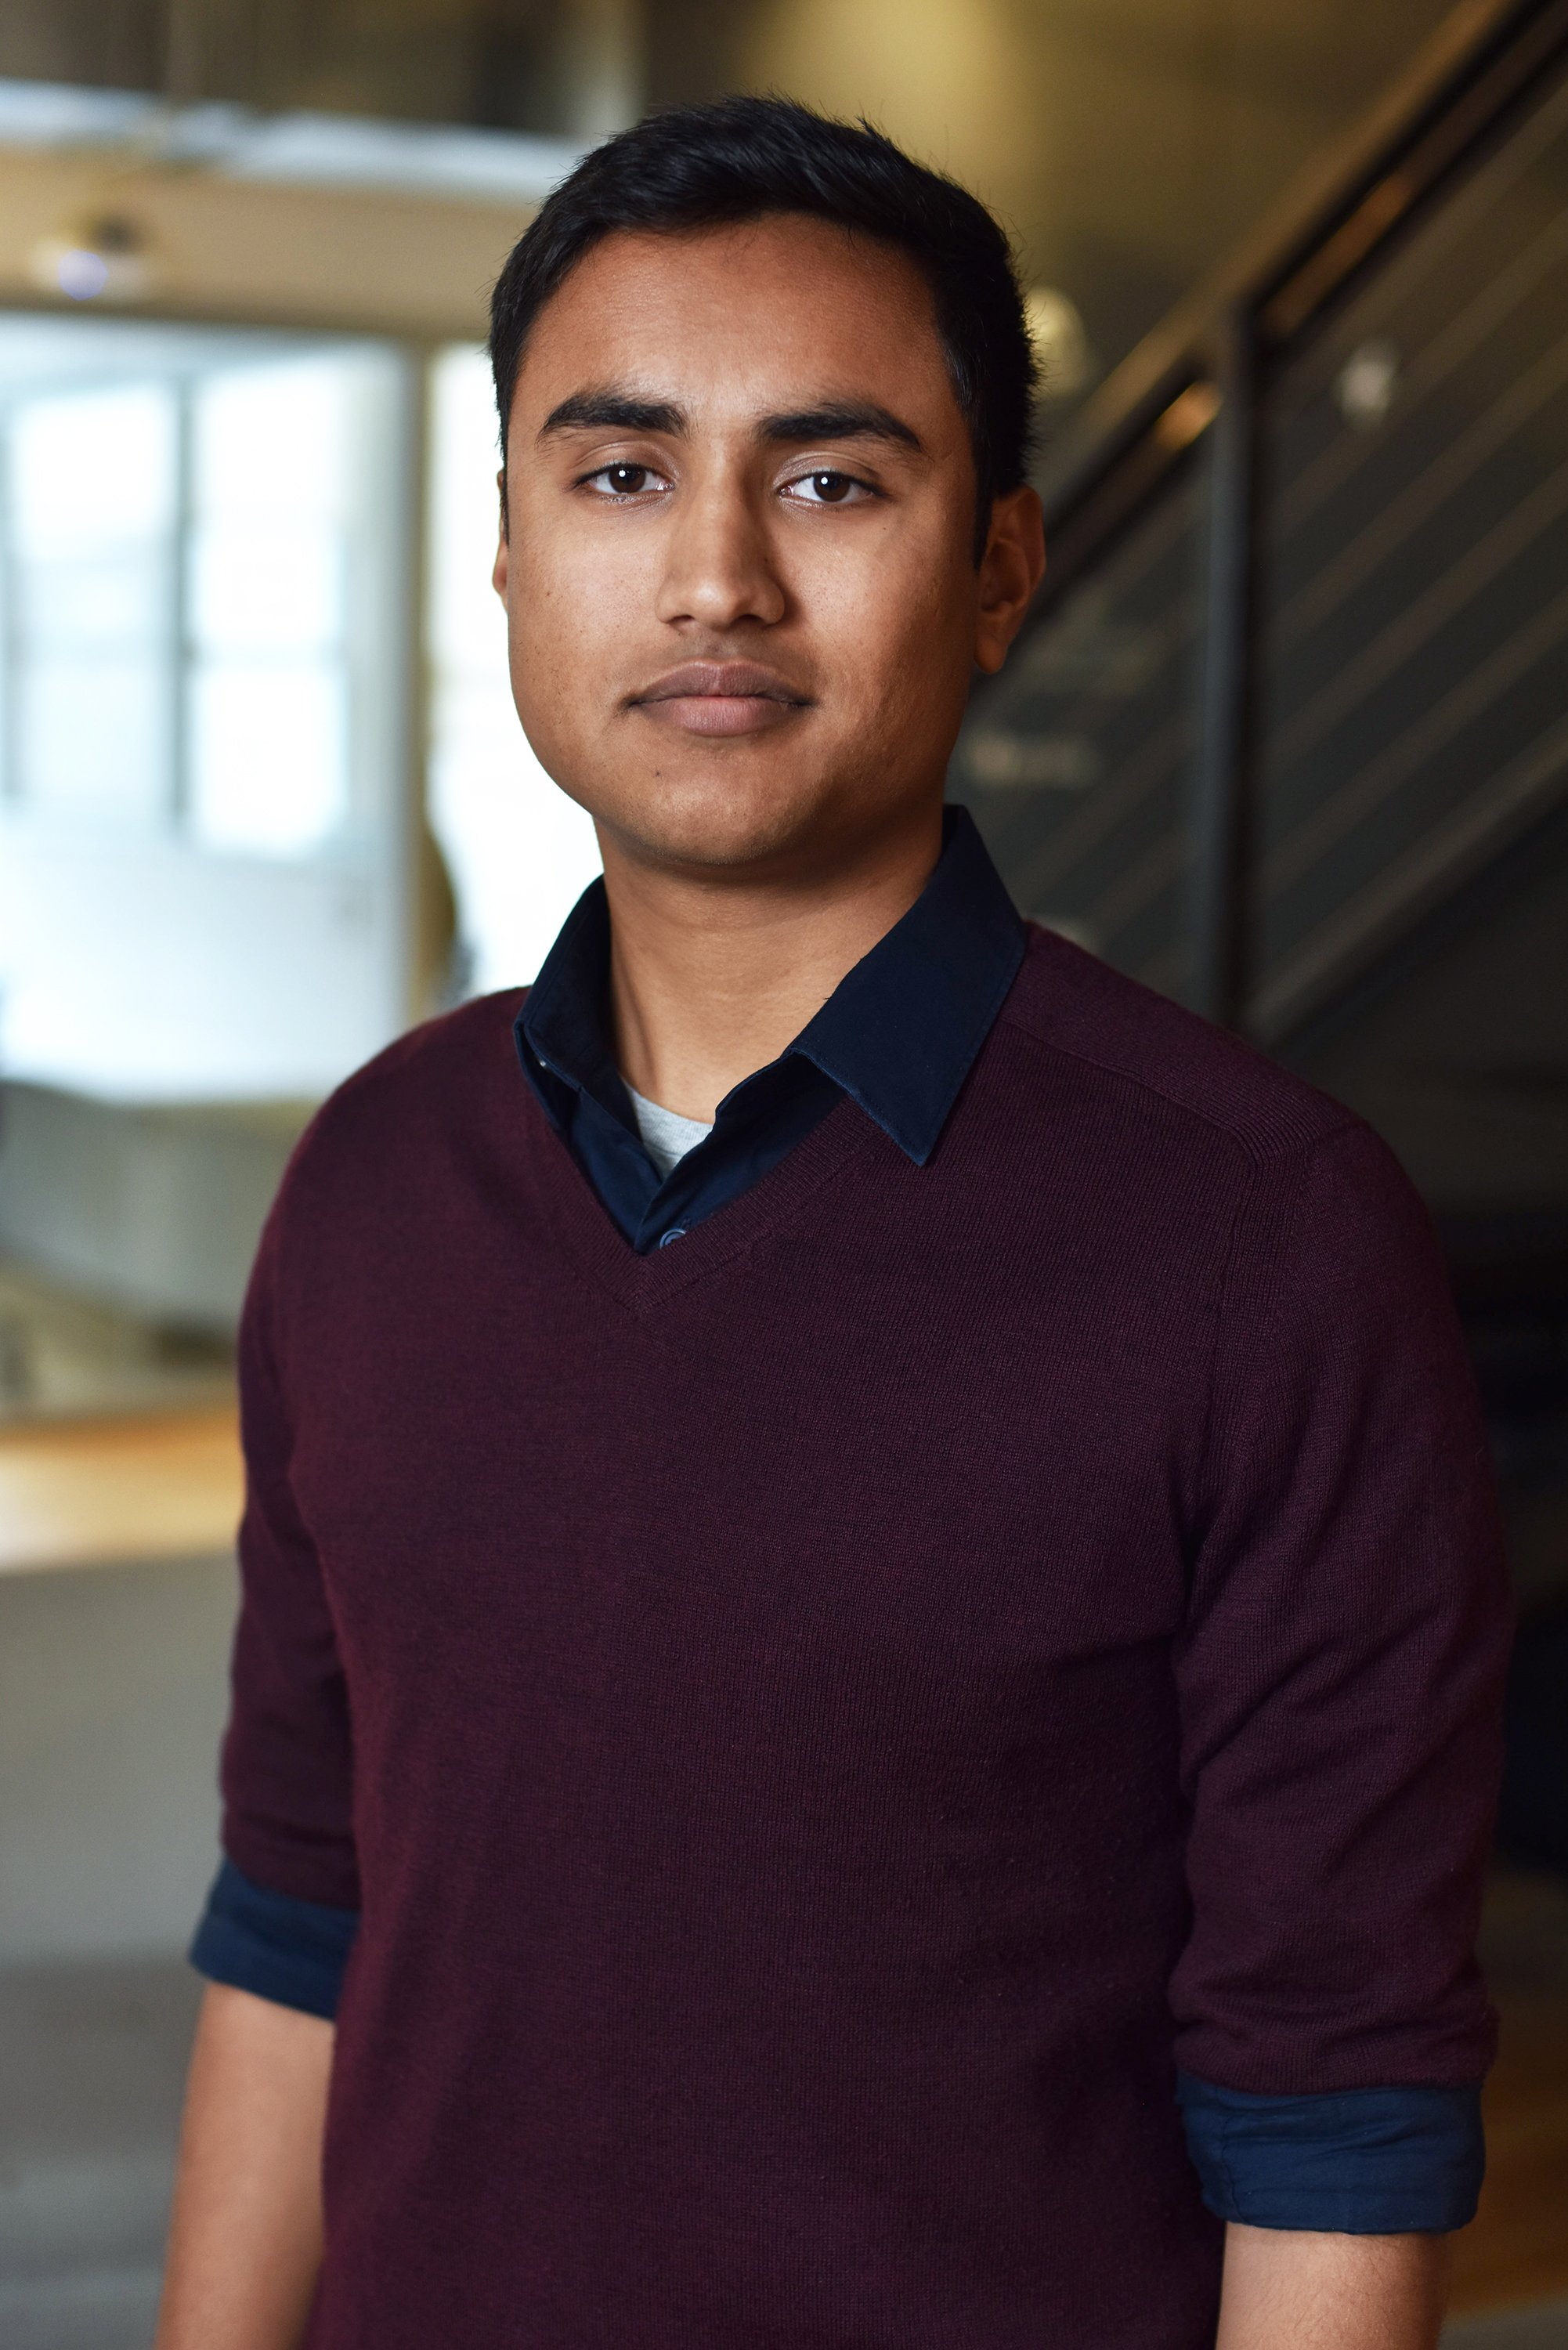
<box><xmin>191</xmin><ymin>1201</ymin><xmax>361</xmax><ymax>2012</ymax></box>
<box><xmin>1169</xmin><ymin>1120</ymin><xmax>1510</xmax><ymax>2113</ymax></box>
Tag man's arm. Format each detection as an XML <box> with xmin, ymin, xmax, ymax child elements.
<box><xmin>1169</xmin><ymin>1123</ymin><xmax>1506</xmax><ymax>2287</ymax></box>
<box><xmin>154</xmin><ymin>1983</ymin><xmax>333</xmax><ymax>2350</ymax></box>
<box><xmin>1216</xmin><ymin>2223</ymin><xmax>1450</xmax><ymax>2350</ymax></box>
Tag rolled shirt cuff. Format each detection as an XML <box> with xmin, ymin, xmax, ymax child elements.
<box><xmin>1176</xmin><ymin>2070</ymin><xmax>1485</xmax><ymax>2233</ymax></box>
<box><xmin>190</xmin><ymin>1856</ymin><xmax>359</xmax><ymax>2022</ymax></box>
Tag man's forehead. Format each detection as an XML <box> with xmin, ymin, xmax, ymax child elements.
<box><xmin>553</xmin><ymin>214</ymin><xmax>933</xmax><ymax>302</ymax></box>
<box><xmin>512</xmin><ymin>219</ymin><xmax>948</xmax><ymax>417</ymax></box>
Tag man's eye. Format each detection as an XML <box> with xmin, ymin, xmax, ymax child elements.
<box><xmin>586</xmin><ymin>463</ymin><xmax>660</xmax><ymax>496</ymax></box>
<box><xmin>786</xmin><ymin>470</ymin><xmax>869</xmax><ymax>505</ymax></box>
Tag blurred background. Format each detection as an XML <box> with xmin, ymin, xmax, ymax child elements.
<box><xmin>0</xmin><ymin>1</ymin><xmax>1565</xmax><ymax>2343</ymax></box>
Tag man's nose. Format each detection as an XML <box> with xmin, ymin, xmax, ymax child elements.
<box><xmin>655</xmin><ymin>475</ymin><xmax>787</xmax><ymax>631</ymax></box>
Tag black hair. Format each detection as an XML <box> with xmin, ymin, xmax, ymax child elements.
<box><xmin>489</xmin><ymin>94</ymin><xmax>1036</xmax><ymax>553</ymax></box>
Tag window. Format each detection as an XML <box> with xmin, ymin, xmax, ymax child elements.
<box><xmin>0</xmin><ymin>316</ymin><xmax>413</xmax><ymax>1101</ymax></box>
<box><xmin>0</xmin><ymin>327</ymin><xmax>395</xmax><ymax>865</ymax></box>
<box><xmin>7</xmin><ymin>382</ymin><xmax>177</xmax><ymax>825</ymax></box>
<box><xmin>187</xmin><ymin>359</ymin><xmax>353</xmax><ymax>856</ymax></box>
<box><xmin>0</xmin><ymin>319</ymin><xmax>605</xmax><ymax>1103</ymax></box>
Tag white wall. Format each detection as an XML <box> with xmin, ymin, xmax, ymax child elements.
<box><xmin>425</xmin><ymin>345</ymin><xmax>602</xmax><ymax>994</ymax></box>
<box><xmin>0</xmin><ymin>835</ymin><xmax>408</xmax><ymax>1103</ymax></box>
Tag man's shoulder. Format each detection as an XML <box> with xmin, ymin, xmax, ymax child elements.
<box><xmin>279</xmin><ymin>989</ymin><xmax>530</xmax><ymax>1204</ymax></box>
<box><xmin>321</xmin><ymin>986</ymin><xmax>526</xmax><ymax>1123</ymax></box>
<box><xmin>995</xmin><ymin>925</ymin><xmax>1356</xmax><ymax>1167</ymax></box>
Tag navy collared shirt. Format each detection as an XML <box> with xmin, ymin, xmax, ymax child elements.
<box><xmin>515</xmin><ymin>804</ymin><xmax>1025</xmax><ymax>1252</ymax></box>
<box><xmin>191</xmin><ymin>798</ymin><xmax>1484</xmax><ymax>2236</ymax></box>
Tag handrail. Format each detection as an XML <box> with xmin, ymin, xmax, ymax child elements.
<box><xmin>1033</xmin><ymin>0</ymin><xmax>1568</xmax><ymax>567</ymax></box>
<box><xmin>1003</xmin><ymin>0</ymin><xmax>1568</xmax><ymax>1035</ymax></box>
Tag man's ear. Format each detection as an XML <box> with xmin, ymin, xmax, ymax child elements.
<box><xmin>974</xmin><ymin>486</ymin><xmax>1046</xmax><ymax>676</ymax></box>
<box><xmin>492</xmin><ymin>469</ymin><xmax>509</xmax><ymax>601</ymax></box>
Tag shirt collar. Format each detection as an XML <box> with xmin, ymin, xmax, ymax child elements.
<box><xmin>517</xmin><ymin>878</ymin><xmax>630</xmax><ymax>1130</ymax></box>
<box><xmin>787</xmin><ymin>804</ymin><xmax>1024</xmax><ymax>1163</ymax></box>
<box><xmin>517</xmin><ymin>803</ymin><xmax>1023</xmax><ymax>1167</ymax></box>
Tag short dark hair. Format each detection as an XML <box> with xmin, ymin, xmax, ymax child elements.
<box><xmin>489</xmin><ymin>95</ymin><xmax>1036</xmax><ymax>551</ymax></box>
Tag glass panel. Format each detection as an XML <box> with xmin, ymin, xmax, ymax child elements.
<box><xmin>186</xmin><ymin>358</ymin><xmax>356</xmax><ymax>856</ymax></box>
<box><xmin>5</xmin><ymin>381</ymin><xmax>177</xmax><ymax>822</ymax></box>
<box><xmin>1255</xmin><ymin>70</ymin><xmax>1568</xmax><ymax>1035</ymax></box>
<box><xmin>190</xmin><ymin>360</ymin><xmax>349</xmax><ymax>522</ymax></box>
<box><xmin>188</xmin><ymin>522</ymin><xmax>344</xmax><ymax>654</ymax></box>
<box><xmin>950</xmin><ymin>468</ymin><xmax>1203</xmax><ymax>1000</ymax></box>
<box><xmin>20</xmin><ymin>551</ymin><xmax>167</xmax><ymax>652</ymax></box>
<box><xmin>16</xmin><ymin>656</ymin><xmax>168</xmax><ymax>819</ymax></box>
<box><xmin>9</xmin><ymin>384</ymin><xmax>177</xmax><ymax>555</ymax></box>
<box><xmin>188</xmin><ymin>660</ymin><xmax>348</xmax><ymax>856</ymax></box>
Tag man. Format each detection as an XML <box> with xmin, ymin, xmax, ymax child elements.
<box><xmin>157</xmin><ymin>97</ymin><xmax>1507</xmax><ymax>2350</ymax></box>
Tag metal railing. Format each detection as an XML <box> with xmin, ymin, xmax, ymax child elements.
<box><xmin>955</xmin><ymin>0</ymin><xmax>1568</xmax><ymax>1047</ymax></box>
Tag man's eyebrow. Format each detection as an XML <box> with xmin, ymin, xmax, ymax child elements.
<box><xmin>757</xmin><ymin>402</ymin><xmax>924</xmax><ymax>454</ymax></box>
<box><xmin>540</xmin><ymin>390</ymin><xmax>687</xmax><ymax>437</ymax></box>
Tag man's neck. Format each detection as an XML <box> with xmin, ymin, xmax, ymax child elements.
<box><xmin>601</xmin><ymin>806</ymin><xmax>944</xmax><ymax>1123</ymax></box>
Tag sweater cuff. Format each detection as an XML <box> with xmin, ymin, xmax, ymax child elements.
<box><xmin>1176</xmin><ymin>2072</ymin><xmax>1485</xmax><ymax>2233</ymax></box>
<box><xmin>190</xmin><ymin>1856</ymin><xmax>359</xmax><ymax>2022</ymax></box>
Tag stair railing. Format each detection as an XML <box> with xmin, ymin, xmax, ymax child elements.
<box><xmin>960</xmin><ymin>0</ymin><xmax>1568</xmax><ymax>1041</ymax></box>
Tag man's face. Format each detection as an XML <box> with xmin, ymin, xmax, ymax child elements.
<box><xmin>494</xmin><ymin>214</ymin><xmax>1041</xmax><ymax>880</ymax></box>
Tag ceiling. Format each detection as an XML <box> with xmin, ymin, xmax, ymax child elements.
<box><xmin>0</xmin><ymin>0</ymin><xmax>1465</xmax><ymax>403</ymax></box>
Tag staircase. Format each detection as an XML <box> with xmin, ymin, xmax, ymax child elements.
<box><xmin>956</xmin><ymin>0</ymin><xmax>1568</xmax><ymax>1666</ymax></box>
<box><xmin>957</xmin><ymin>0</ymin><xmax>1568</xmax><ymax>1155</ymax></box>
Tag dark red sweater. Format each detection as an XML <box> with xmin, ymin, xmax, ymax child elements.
<box><xmin>221</xmin><ymin>927</ymin><xmax>1506</xmax><ymax>2350</ymax></box>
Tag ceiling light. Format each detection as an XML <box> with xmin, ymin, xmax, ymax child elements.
<box><xmin>1334</xmin><ymin>338</ymin><xmax>1400</xmax><ymax>432</ymax></box>
<box><xmin>27</xmin><ymin>214</ymin><xmax>156</xmax><ymax>304</ymax></box>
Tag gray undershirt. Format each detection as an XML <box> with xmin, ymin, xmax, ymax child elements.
<box><xmin>625</xmin><ymin>1083</ymin><xmax>714</xmax><ymax>1181</ymax></box>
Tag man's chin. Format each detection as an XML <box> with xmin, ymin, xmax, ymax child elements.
<box><xmin>588</xmin><ymin>772</ymin><xmax>840</xmax><ymax>877</ymax></box>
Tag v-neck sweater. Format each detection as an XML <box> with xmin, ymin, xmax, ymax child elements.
<box><xmin>219</xmin><ymin>925</ymin><xmax>1507</xmax><ymax>2350</ymax></box>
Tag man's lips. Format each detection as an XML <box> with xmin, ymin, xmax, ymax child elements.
<box><xmin>627</xmin><ymin>661</ymin><xmax>812</xmax><ymax>738</ymax></box>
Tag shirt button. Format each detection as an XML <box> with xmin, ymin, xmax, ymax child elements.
<box><xmin>658</xmin><ymin>1226</ymin><xmax>686</xmax><ymax>1248</ymax></box>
